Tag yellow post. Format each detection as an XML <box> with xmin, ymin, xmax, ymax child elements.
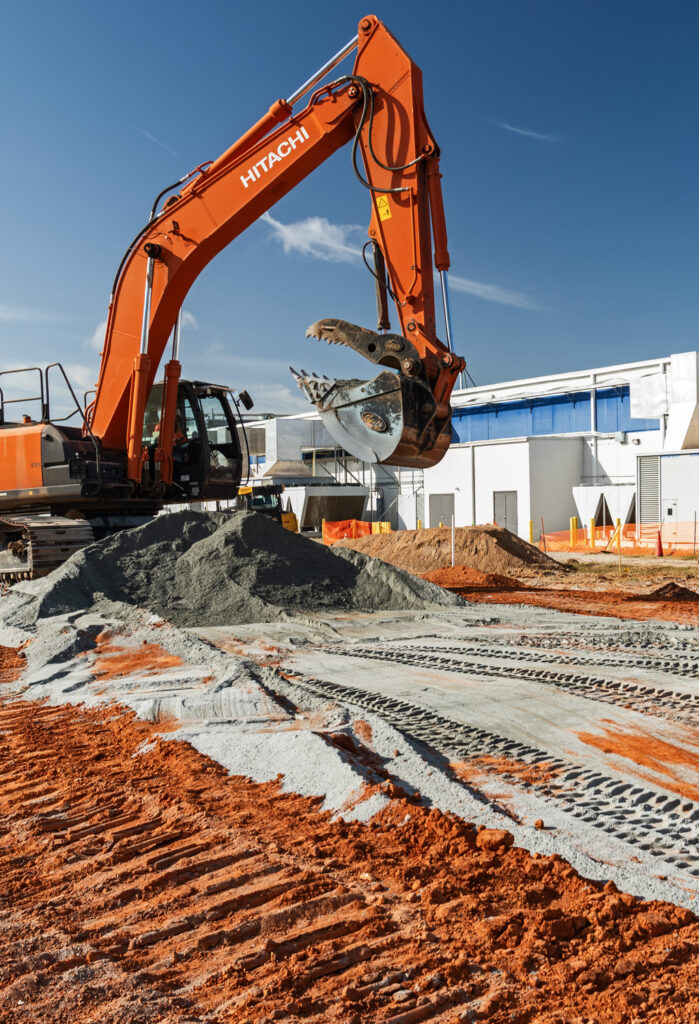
<box><xmin>616</xmin><ymin>518</ymin><xmax>622</xmax><ymax>550</ymax></box>
<box><xmin>569</xmin><ymin>516</ymin><xmax>578</xmax><ymax>548</ymax></box>
<box><xmin>589</xmin><ymin>518</ymin><xmax>595</xmax><ymax>549</ymax></box>
<box><xmin>528</xmin><ymin>519</ymin><xmax>534</xmax><ymax>545</ymax></box>
<box><xmin>417</xmin><ymin>518</ymin><xmax>422</xmax><ymax>530</ymax></box>
<box><xmin>439</xmin><ymin>521</ymin><xmax>444</xmax><ymax>528</ymax></box>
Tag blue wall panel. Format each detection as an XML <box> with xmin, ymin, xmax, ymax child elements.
<box><xmin>452</xmin><ymin>385</ymin><xmax>657</xmax><ymax>443</ymax></box>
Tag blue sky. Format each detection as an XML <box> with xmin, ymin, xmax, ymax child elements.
<box><xmin>2</xmin><ymin>1</ymin><xmax>698</xmax><ymax>414</ymax></box>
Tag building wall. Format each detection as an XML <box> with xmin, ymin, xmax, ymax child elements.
<box><xmin>528</xmin><ymin>438</ymin><xmax>583</xmax><ymax>534</ymax></box>
<box><xmin>473</xmin><ymin>442</ymin><xmax>531</xmax><ymax>528</ymax></box>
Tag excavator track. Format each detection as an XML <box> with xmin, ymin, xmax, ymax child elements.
<box><xmin>0</xmin><ymin>515</ymin><xmax>95</xmax><ymax>582</ymax></box>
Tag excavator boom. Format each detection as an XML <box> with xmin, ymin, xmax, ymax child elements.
<box><xmin>88</xmin><ymin>15</ymin><xmax>464</xmax><ymax>476</ymax></box>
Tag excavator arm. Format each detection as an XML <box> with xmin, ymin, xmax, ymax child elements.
<box><xmin>88</xmin><ymin>15</ymin><xmax>464</xmax><ymax>482</ymax></box>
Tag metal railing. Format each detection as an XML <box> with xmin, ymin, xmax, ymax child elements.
<box><xmin>0</xmin><ymin>367</ymin><xmax>47</xmax><ymax>424</ymax></box>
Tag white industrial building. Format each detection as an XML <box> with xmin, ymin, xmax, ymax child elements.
<box><xmin>244</xmin><ymin>350</ymin><xmax>699</xmax><ymax>539</ymax></box>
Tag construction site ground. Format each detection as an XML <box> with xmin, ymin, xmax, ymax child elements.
<box><xmin>0</xmin><ymin>519</ymin><xmax>697</xmax><ymax>1023</ymax></box>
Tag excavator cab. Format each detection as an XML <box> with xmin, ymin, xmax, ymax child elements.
<box><xmin>142</xmin><ymin>381</ymin><xmax>244</xmax><ymax>501</ymax></box>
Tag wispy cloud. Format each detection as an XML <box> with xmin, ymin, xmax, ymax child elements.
<box><xmin>86</xmin><ymin>309</ymin><xmax>196</xmax><ymax>354</ymax></box>
<box><xmin>180</xmin><ymin>310</ymin><xmax>198</xmax><ymax>330</ymax></box>
<box><xmin>0</xmin><ymin>303</ymin><xmax>69</xmax><ymax>324</ymax></box>
<box><xmin>262</xmin><ymin>212</ymin><xmax>363</xmax><ymax>263</ymax></box>
<box><xmin>87</xmin><ymin>319</ymin><xmax>107</xmax><ymax>351</ymax></box>
<box><xmin>262</xmin><ymin>213</ymin><xmax>540</xmax><ymax>311</ymax></box>
<box><xmin>447</xmin><ymin>274</ymin><xmax>541</xmax><ymax>310</ymax></box>
<box><xmin>134</xmin><ymin>126</ymin><xmax>179</xmax><ymax>157</ymax></box>
<box><xmin>495</xmin><ymin>121</ymin><xmax>561</xmax><ymax>143</ymax></box>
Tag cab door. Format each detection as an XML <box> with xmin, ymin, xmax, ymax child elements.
<box><xmin>192</xmin><ymin>386</ymin><xmax>244</xmax><ymax>499</ymax></box>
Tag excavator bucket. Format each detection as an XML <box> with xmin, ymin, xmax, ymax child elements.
<box><xmin>291</xmin><ymin>319</ymin><xmax>452</xmax><ymax>469</ymax></box>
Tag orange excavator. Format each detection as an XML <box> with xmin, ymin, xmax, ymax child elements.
<box><xmin>0</xmin><ymin>15</ymin><xmax>464</xmax><ymax>580</ymax></box>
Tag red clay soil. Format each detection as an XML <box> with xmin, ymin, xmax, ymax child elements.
<box><xmin>421</xmin><ymin>566</ymin><xmax>521</xmax><ymax>591</ymax></box>
<box><xmin>92</xmin><ymin>631</ymin><xmax>184</xmax><ymax>681</ymax></box>
<box><xmin>428</xmin><ymin>569</ymin><xmax>699</xmax><ymax>626</ymax></box>
<box><xmin>577</xmin><ymin>724</ymin><xmax>699</xmax><ymax>805</ymax></box>
<box><xmin>0</xmin><ymin>643</ymin><xmax>25</xmax><ymax>684</ymax></box>
<box><xmin>452</xmin><ymin>755</ymin><xmax>563</xmax><ymax>789</ymax></box>
<box><xmin>0</xmin><ymin>687</ymin><xmax>697</xmax><ymax>1022</ymax></box>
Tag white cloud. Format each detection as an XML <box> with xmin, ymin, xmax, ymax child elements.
<box><xmin>495</xmin><ymin>121</ymin><xmax>561</xmax><ymax>143</ymax></box>
<box><xmin>448</xmin><ymin>274</ymin><xmax>540</xmax><ymax>310</ymax></box>
<box><xmin>87</xmin><ymin>319</ymin><xmax>108</xmax><ymax>351</ymax></box>
<box><xmin>180</xmin><ymin>310</ymin><xmax>198</xmax><ymax>330</ymax></box>
<box><xmin>63</xmin><ymin>363</ymin><xmax>96</xmax><ymax>391</ymax></box>
<box><xmin>0</xmin><ymin>303</ymin><xmax>68</xmax><ymax>324</ymax></box>
<box><xmin>87</xmin><ymin>310</ymin><xmax>195</xmax><ymax>354</ymax></box>
<box><xmin>261</xmin><ymin>212</ymin><xmax>363</xmax><ymax>263</ymax></box>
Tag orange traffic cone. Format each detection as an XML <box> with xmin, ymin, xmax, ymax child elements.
<box><xmin>655</xmin><ymin>530</ymin><xmax>664</xmax><ymax>557</ymax></box>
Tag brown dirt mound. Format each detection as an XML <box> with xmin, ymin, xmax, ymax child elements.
<box><xmin>335</xmin><ymin>524</ymin><xmax>565</xmax><ymax>577</ymax></box>
<box><xmin>646</xmin><ymin>582</ymin><xmax>699</xmax><ymax>602</ymax></box>
<box><xmin>0</xmin><ymin>689</ymin><xmax>697</xmax><ymax>1023</ymax></box>
<box><xmin>420</xmin><ymin>565</ymin><xmax>522</xmax><ymax>591</ymax></box>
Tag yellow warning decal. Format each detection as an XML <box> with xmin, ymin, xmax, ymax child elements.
<box><xmin>376</xmin><ymin>196</ymin><xmax>392</xmax><ymax>221</ymax></box>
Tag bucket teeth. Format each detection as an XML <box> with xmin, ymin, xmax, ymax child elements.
<box><xmin>291</xmin><ymin>318</ymin><xmax>452</xmax><ymax>468</ymax></box>
<box><xmin>290</xmin><ymin>367</ymin><xmax>339</xmax><ymax>405</ymax></box>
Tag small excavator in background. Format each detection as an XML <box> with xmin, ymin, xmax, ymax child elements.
<box><xmin>0</xmin><ymin>14</ymin><xmax>464</xmax><ymax>580</ymax></box>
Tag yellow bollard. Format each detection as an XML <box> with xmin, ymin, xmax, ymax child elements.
<box><xmin>439</xmin><ymin>521</ymin><xmax>444</xmax><ymax>528</ymax></box>
<box><xmin>569</xmin><ymin>516</ymin><xmax>578</xmax><ymax>548</ymax></box>
<box><xmin>417</xmin><ymin>518</ymin><xmax>422</xmax><ymax>530</ymax></box>
<box><xmin>589</xmin><ymin>518</ymin><xmax>595</xmax><ymax>549</ymax></box>
<box><xmin>528</xmin><ymin>520</ymin><xmax>534</xmax><ymax>545</ymax></box>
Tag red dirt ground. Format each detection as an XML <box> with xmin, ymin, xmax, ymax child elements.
<box><xmin>421</xmin><ymin>567</ymin><xmax>699</xmax><ymax>626</ymax></box>
<box><xmin>0</xmin><ymin>643</ymin><xmax>25</xmax><ymax>684</ymax></box>
<box><xmin>0</xmin><ymin>684</ymin><xmax>696</xmax><ymax>1023</ymax></box>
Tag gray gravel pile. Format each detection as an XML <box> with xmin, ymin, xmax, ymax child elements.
<box><xmin>12</xmin><ymin>510</ymin><xmax>459</xmax><ymax>626</ymax></box>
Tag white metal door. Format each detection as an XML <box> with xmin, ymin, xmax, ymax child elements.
<box><xmin>493</xmin><ymin>491</ymin><xmax>518</xmax><ymax>534</ymax></box>
<box><xmin>429</xmin><ymin>493</ymin><xmax>454</xmax><ymax>528</ymax></box>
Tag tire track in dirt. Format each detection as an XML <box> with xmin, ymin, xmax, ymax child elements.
<box><xmin>0</xmin><ymin>694</ymin><xmax>698</xmax><ymax>1023</ymax></box>
<box><xmin>279</xmin><ymin>670</ymin><xmax>699</xmax><ymax>877</ymax></box>
<box><xmin>332</xmin><ymin>645</ymin><xmax>699</xmax><ymax>727</ymax></box>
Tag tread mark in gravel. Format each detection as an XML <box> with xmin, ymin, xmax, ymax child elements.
<box><xmin>280</xmin><ymin>670</ymin><xmax>699</xmax><ymax>875</ymax></box>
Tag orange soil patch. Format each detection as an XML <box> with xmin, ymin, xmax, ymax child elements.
<box><xmin>437</xmin><ymin>581</ymin><xmax>699</xmax><ymax>626</ymax></box>
<box><xmin>577</xmin><ymin>724</ymin><xmax>699</xmax><ymax>804</ymax></box>
<box><xmin>420</xmin><ymin>565</ymin><xmax>521</xmax><ymax>591</ymax></box>
<box><xmin>92</xmin><ymin>632</ymin><xmax>183</xmax><ymax>681</ymax></box>
<box><xmin>354</xmin><ymin>717</ymin><xmax>373</xmax><ymax>744</ymax></box>
<box><xmin>0</xmin><ymin>643</ymin><xmax>24</xmax><ymax>684</ymax></box>
<box><xmin>0</xmin><ymin>698</ymin><xmax>696</xmax><ymax>1023</ymax></box>
<box><xmin>453</xmin><ymin>755</ymin><xmax>563</xmax><ymax>788</ymax></box>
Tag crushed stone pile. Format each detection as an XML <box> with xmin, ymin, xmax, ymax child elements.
<box><xmin>335</xmin><ymin>523</ymin><xmax>566</xmax><ymax>577</ymax></box>
<box><xmin>9</xmin><ymin>510</ymin><xmax>459</xmax><ymax>627</ymax></box>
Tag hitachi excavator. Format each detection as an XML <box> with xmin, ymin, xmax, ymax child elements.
<box><xmin>0</xmin><ymin>15</ymin><xmax>464</xmax><ymax>581</ymax></box>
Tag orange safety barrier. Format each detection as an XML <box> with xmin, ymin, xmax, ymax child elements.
<box><xmin>538</xmin><ymin>522</ymin><xmax>699</xmax><ymax>557</ymax></box>
<box><xmin>322</xmin><ymin>519</ymin><xmax>373</xmax><ymax>545</ymax></box>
